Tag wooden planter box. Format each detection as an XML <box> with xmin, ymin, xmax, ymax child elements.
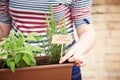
<box><xmin>0</xmin><ymin>56</ymin><xmax>73</xmax><ymax>80</ymax></box>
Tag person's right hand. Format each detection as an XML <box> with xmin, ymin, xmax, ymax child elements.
<box><xmin>0</xmin><ymin>2</ymin><xmax>9</xmax><ymax>15</ymax></box>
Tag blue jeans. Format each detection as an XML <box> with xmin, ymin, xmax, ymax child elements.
<box><xmin>72</xmin><ymin>65</ymin><xmax>82</xmax><ymax>80</ymax></box>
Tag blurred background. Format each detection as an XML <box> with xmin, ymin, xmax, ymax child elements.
<box><xmin>81</xmin><ymin>0</ymin><xmax>120</xmax><ymax>80</ymax></box>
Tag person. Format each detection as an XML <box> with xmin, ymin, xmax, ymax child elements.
<box><xmin>0</xmin><ymin>0</ymin><xmax>96</xmax><ymax>80</ymax></box>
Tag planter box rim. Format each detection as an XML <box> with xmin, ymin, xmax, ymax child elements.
<box><xmin>0</xmin><ymin>63</ymin><xmax>73</xmax><ymax>73</ymax></box>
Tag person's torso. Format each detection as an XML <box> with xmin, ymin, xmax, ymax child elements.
<box><xmin>9</xmin><ymin>0</ymin><xmax>75</xmax><ymax>53</ymax></box>
<box><xmin>9</xmin><ymin>0</ymin><xmax>73</xmax><ymax>34</ymax></box>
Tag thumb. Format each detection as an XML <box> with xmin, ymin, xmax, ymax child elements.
<box><xmin>68</xmin><ymin>57</ymin><xmax>75</xmax><ymax>62</ymax></box>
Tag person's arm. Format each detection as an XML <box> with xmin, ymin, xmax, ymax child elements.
<box><xmin>0</xmin><ymin>22</ymin><xmax>11</xmax><ymax>38</ymax></box>
<box><xmin>0</xmin><ymin>1</ymin><xmax>11</xmax><ymax>38</ymax></box>
<box><xmin>59</xmin><ymin>0</ymin><xmax>96</xmax><ymax>66</ymax></box>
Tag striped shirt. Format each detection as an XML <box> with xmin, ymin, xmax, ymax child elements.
<box><xmin>0</xmin><ymin>0</ymin><xmax>92</xmax><ymax>53</ymax></box>
<box><xmin>0</xmin><ymin>0</ymin><xmax>11</xmax><ymax>24</ymax></box>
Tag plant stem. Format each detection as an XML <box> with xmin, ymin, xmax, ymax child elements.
<box><xmin>61</xmin><ymin>44</ymin><xmax>64</xmax><ymax>58</ymax></box>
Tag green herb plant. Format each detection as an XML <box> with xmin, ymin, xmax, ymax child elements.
<box><xmin>45</xmin><ymin>5</ymin><xmax>67</xmax><ymax>64</ymax></box>
<box><xmin>0</xmin><ymin>32</ymin><xmax>44</xmax><ymax>73</ymax></box>
<box><xmin>0</xmin><ymin>5</ymin><xmax>68</xmax><ymax>73</ymax></box>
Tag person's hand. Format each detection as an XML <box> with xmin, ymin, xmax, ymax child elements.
<box><xmin>0</xmin><ymin>2</ymin><xmax>9</xmax><ymax>15</ymax></box>
<box><xmin>59</xmin><ymin>46</ymin><xmax>86</xmax><ymax>67</ymax></box>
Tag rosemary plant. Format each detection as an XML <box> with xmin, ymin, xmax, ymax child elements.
<box><xmin>45</xmin><ymin>5</ymin><xmax>67</xmax><ymax>64</ymax></box>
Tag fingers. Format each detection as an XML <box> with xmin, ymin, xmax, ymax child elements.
<box><xmin>68</xmin><ymin>56</ymin><xmax>86</xmax><ymax>67</ymax></box>
<box><xmin>59</xmin><ymin>47</ymin><xmax>86</xmax><ymax>67</ymax></box>
<box><xmin>79</xmin><ymin>61</ymin><xmax>86</xmax><ymax>67</ymax></box>
<box><xmin>59</xmin><ymin>49</ymin><xmax>74</xmax><ymax>64</ymax></box>
<box><xmin>75</xmin><ymin>58</ymin><xmax>86</xmax><ymax>67</ymax></box>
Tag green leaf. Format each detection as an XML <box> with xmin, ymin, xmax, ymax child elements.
<box><xmin>16</xmin><ymin>62</ymin><xmax>20</xmax><ymax>68</ymax></box>
<box><xmin>0</xmin><ymin>45</ymin><xmax>3</xmax><ymax>48</ymax></box>
<box><xmin>15</xmin><ymin>54</ymin><xmax>22</xmax><ymax>64</ymax></box>
<box><xmin>12</xmin><ymin>39</ymin><xmax>18</xmax><ymax>50</ymax></box>
<box><xmin>23</xmin><ymin>54</ymin><xmax>31</xmax><ymax>65</ymax></box>
<box><xmin>13</xmin><ymin>47</ymin><xmax>22</xmax><ymax>52</ymax></box>
<box><xmin>18</xmin><ymin>60</ymin><xmax>29</xmax><ymax>67</ymax></box>
<box><xmin>60</xmin><ymin>18</ymin><xmax>67</xmax><ymax>35</ymax></box>
<box><xmin>9</xmin><ymin>61</ymin><xmax>15</xmax><ymax>73</ymax></box>
<box><xmin>6</xmin><ymin>58</ymin><xmax>12</xmax><ymax>67</ymax></box>
<box><xmin>9</xmin><ymin>31</ymin><xmax>14</xmax><ymax>39</ymax></box>
<box><xmin>24</xmin><ymin>44</ymin><xmax>32</xmax><ymax>51</ymax></box>
<box><xmin>17</xmin><ymin>32</ymin><xmax>24</xmax><ymax>47</ymax></box>
<box><xmin>25</xmin><ymin>33</ymin><xmax>37</xmax><ymax>42</ymax></box>
<box><xmin>0</xmin><ymin>52</ymin><xmax>8</xmax><ymax>58</ymax></box>
<box><xmin>30</xmin><ymin>60</ymin><xmax>36</xmax><ymax>66</ymax></box>
<box><xmin>31</xmin><ymin>57</ymin><xmax>36</xmax><ymax>63</ymax></box>
<box><xmin>17</xmin><ymin>50</ymin><xmax>32</xmax><ymax>55</ymax></box>
<box><xmin>34</xmin><ymin>35</ymin><xmax>42</xmax><ymax>41</ymax></box>
<box><xmin>31</xmin><ymin>46</ymin><xmax>44</xmax><ymax>53</ymax></box>
<box><xmin>3</xmin><ymin>41</ymin><xmax>10</xmax><ymax>50</ymax></box>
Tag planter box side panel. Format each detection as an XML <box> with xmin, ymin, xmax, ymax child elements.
<box><xmin>0</xmin><ymin>64</ymin><xmax>73</xmax><ymax>80</ymax></box>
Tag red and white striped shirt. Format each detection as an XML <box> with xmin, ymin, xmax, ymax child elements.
<box><xmin>0</xmin><ymin>0</ymin><xmax>92</xmax><ymax>52</ymax></box>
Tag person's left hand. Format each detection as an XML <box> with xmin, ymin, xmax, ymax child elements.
<box><xmin>59</xmin><ymin>46</ymin><xmax>86</xmax><ymax>67</ymax></box>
